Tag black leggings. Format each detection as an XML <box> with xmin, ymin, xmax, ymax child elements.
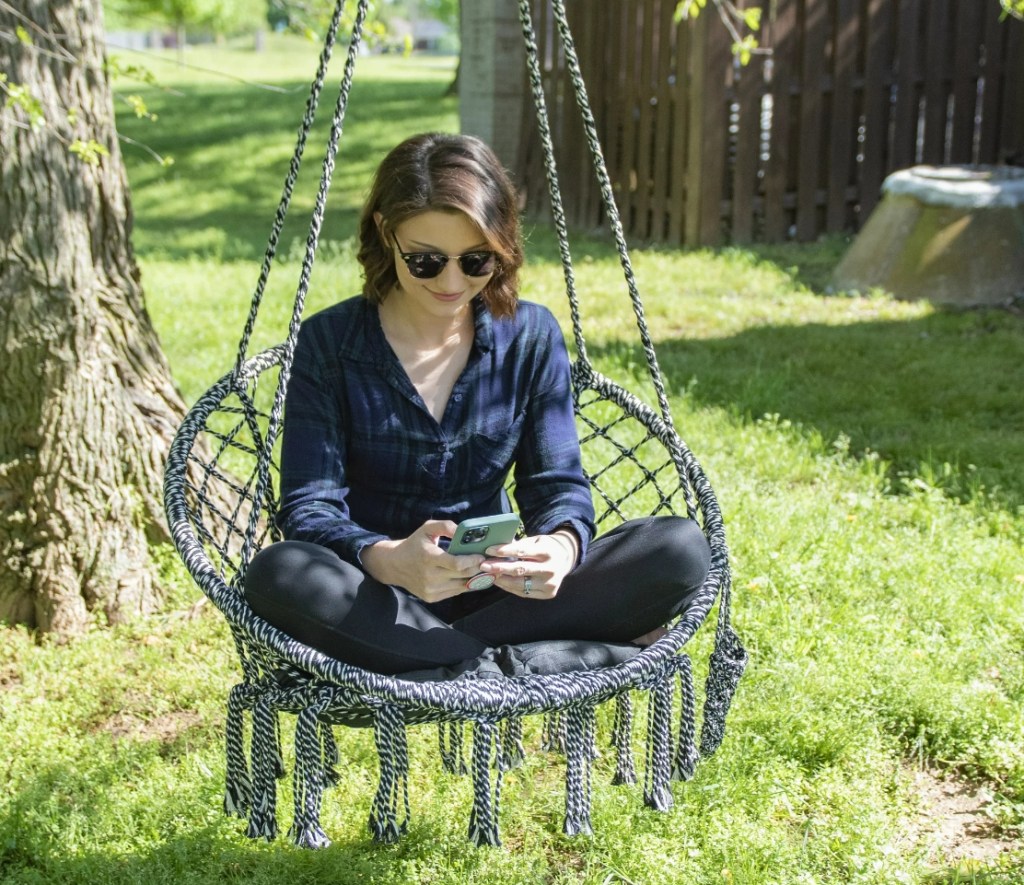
<box><xmin>244</xmin><ymin>516</ymin><xmax>711</xmax><ymax>675</ymax></box>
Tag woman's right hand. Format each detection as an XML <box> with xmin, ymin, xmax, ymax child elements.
<box><xmin>361</xmin><ymin>519</ymin><xmax>483</xmax><ymax>604</ymax></box>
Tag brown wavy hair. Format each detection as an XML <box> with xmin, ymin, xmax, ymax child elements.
<box><xmin>357</xmin><ymin>133</ymin><xmax>523</xmax><ymax>318</ymax></box>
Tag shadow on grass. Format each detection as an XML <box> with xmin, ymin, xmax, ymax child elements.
<box><xmin>0</xmin><ymin>758</ymin><xmax>468</xmax><ymax>885</ymax></box>
<box><xmin>119</xmin><ymin>75</ymin><xmax>458</xmax><ymax>263</ymax></box>
<box><xmin>590</xmin><ymin>306</ymin><xmax>1024</xmax><ymax>510</ymax></box>
<box><xmin>0</xmin><ymin>823</ymin><xmax>462</xmax><ymax>885</ymax></box>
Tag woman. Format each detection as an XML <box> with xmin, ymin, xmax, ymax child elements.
<box><xmin>244</xmin><ymin>132</ymin><xmax>710</xmax><ymax>678</ymax></box>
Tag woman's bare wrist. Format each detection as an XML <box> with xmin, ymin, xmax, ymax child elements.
<box><xmin>551</xmin><ymin>528</ymin><xmax>580</xmax><ymax>568</ymax></box>
<box><xmin>360</xmin><ymin>539</ymin><xmax>401</xmax><ymax>585</ymax></box>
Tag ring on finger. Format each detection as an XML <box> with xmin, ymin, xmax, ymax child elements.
<box><xmin>523</xmin><ymin>576</ymin><xmax>532</xmax><ymax>596</ymax></box>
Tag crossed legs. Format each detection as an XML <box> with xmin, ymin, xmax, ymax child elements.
<box><xmin>244</xmin><ymin>516</ymin><xmax>710</xmax><ymax>676</ymax></box>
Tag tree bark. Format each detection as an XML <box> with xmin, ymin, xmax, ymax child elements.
<box><xmin>0</xmin><ymin>0</ymin><xmax>188</xmax><ymax>634</ymax></box>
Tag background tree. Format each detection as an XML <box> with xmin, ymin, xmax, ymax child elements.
<box><xmin>420</xmin><ymin>0</ymin><xmax>460</xmax><ymax>95</ymax></box>
<box><xmin>266</xmin><ymin>0</ymin><xmax>386</xmax><ymax>42</ymax></box>
<box><xmin>0</xmin><ymin>0</ymin><xmax>190</xmax><ymax>634</ymax></box>
<box><xmin>108</xmin><ymin>0</ymin><xmax>263</xmax><ymax>59</ymax></box>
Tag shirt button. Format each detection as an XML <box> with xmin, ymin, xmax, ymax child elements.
<box><xmin>453</xmin><ymin>394</ymin><xmax>462</xmax><ymax>402</ymax></box>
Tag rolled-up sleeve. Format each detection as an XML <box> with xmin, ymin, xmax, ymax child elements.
<box><xmin>276</xmin><ymin>318</ymin><xmax>389</xmax><ymax>564</ymax></box>
<box><xmin>511</xmin><ymin>311</ymin><xmax>596</xmax><ymax>558</ymax></box>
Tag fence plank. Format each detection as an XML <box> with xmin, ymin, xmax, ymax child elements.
<box><xmin>763</xmin><ymin>0</ymin><xmax>798</xmax><ymax>240</ymax></box>
<box><xmin>827</xmin><ymin>0</ymin><xmax>859</xmax><ymax>232</ymax></box>
<box><xmin>578</xmin><ymin>0</ymin><xmax>600</xmax><ymax>223</ymax></box>
<box><xmin>949</xmin><ymin>2</ymin><xmax>981</xmax><ymax>164</ymax></box>
<box><xmin>1000</xmin><ymin>14</ymin><xmax>1024</xmax><ymax>164</ymax></box>
<box><xmin>859</xmin><ymin>0</ymin><xmax>894</xmax><ymax>219</ymax></box>
<box><xmin>921</xmin><ymin>0</ymin><xmax>951</xmax><ymax>164</ymax></box>
<box><xmin>731</xmin><ymin>54</ymin><xmax>764</xmax><ymax>242</ymax></box>
<box><xmin>633</xmin><ymin>0</ymin><xmax>658</xmax><ymax>239</ymax></box>
<box><xmin>698</xmin><ymin>2</ymin><xmax>733</xmax><ymax>245</ymax></box>
<box><xmin>978</xmin><ymin>2</ymin><xmax>1006</xmax><ymax>161</ymax></box>
<box><xmin>795</xmin><ymin>0</ymin><xmax>829</xmax><ymax>240</ymax></box>
<box><xmin>891</xmin><ymin>0</ymin><xmax>921</xmax><ymax>169</ymax></box>
<box><xmin>615</xmin><ymin>0</ymin><xmax>641</xmax><ymax>237</ymax></box>
<box><xmin>683</xmin><ymin>11</ymin><xmax>707</xmax><ymax>245</ymax></box>
<box><xmin>522</xmin><ymin>0</ymin><xmax>552</xmax><ymax>222</ymax></box>
<box><xmin>651</xmin><ymin>0</ymin><xmax>677</xmax><ymax>242</ymax></box>
<box><xmin>668</xmin><ymin>11</ymin><xmax>691</xmax><ymax>244</ymax></box>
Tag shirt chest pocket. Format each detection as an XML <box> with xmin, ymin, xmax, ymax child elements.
<box><xmin>466</xmin><ymin>410</ymin><xmax>527</xmax><ymax>485</ymax></box>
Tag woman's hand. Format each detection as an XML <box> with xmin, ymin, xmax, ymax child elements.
<box><xmin>361</xmin><ymin>519</ymin><xmax>485</xmax><ymax>604</ymax></box>
<box><xmin>477</xmin><ymin>528</ymin><xmax>579</xmax><ymax>600</ymax></box>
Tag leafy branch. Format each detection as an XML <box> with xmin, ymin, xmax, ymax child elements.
<box><xmin>1</xmin><ymin>26</ymin><xmax>172</xmax><ymax>165</ymax></box>
<box><xmin>1000</xmin><ymin>0</ymin><xmax>1024</xmax><ymax>20</ymax></box>
<box><xmin>674</xmin><ymin>0</ymin><xmax>768</xmax><ymax>65</ymax></box>
<box><xmin>1</xmin><ymin>72</ymin><xmax>45</xmax><ymax>129</ymax></box>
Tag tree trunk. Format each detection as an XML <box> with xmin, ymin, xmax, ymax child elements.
<box><xmin>0</xmin><ymin>0</ymin><xmax>187</xmax><ymax>634</ymax></box>
<box><xmin>445</xmin><ymin>1</ymin><xmax>462</xmax><ymax>97</ymax></box>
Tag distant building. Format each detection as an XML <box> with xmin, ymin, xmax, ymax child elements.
<box><xmin>386</xmin><ymin>17</ymin><xmax>456</xmax><ymax>53</ymax></box>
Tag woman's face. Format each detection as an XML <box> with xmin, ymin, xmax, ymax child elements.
<box><xmin>386</xmin><ymin>210</ymin><xmax>495</xmax><ymax>320</ymax></box>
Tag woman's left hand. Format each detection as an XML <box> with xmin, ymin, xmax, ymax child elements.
<box><xmin>477</xmin><ymin>529</ymin><xmax>579</xmax><ymax>599</ymax></box>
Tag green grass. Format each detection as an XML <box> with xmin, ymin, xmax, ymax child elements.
<box><xmin>3</xmin><ymin>35</ymin><xmax>1024</xmax><ymax>885</ymax></box>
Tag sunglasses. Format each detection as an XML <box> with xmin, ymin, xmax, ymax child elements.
<box><xmin>394</xmin><ymin>236</ymin><xmax>498</xmax><ymax>280</ymax></box>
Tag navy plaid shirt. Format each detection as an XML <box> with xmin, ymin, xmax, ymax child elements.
<box><xmin>276</xmin><ymin>295</ymin><xmax>595</xmax><ymax>566</ymax></box>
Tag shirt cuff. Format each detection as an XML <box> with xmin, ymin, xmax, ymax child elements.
<box><xmin>339</xmin><ymin>531</ymin><xmax>392</xmax><ymax>569</ymax></box>
<box><xmin>551</xmin><ymin>518</ymin><xmax>592</xmax><ymax>565</ymax></box>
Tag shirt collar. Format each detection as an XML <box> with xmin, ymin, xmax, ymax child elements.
<box><xmin>335</xmin><ymin>294</ymin><xmax>494</xmax><ymax>363</ymax></box>
<box><xmin>471</xmin><ymin>295</ymin><xmax>494</xmax><ymax>352</ymax></box>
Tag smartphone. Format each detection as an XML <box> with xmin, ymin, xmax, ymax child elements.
<box><xmin>448</xmin><ymin>513</ymin><xmax>522</xmax><ymax>555</ymax></box>
<box><xmin>448</xmin><ymin>513</ymin><xmax>522</xmax><ymax>591</ymax></box>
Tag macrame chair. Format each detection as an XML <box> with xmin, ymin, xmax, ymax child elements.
<box><xmin>163</xmin><ymin>0</ymin><xmax>747</xmax><ymax>848</ymax></box>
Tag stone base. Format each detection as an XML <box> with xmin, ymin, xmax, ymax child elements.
<box><xmin>832</xmin><ymin>166</ymin><xmax>1024</xmax><ymax>307</ymax></box>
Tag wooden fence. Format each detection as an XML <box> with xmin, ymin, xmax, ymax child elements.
<box><xmin>515</xmin><ymin>0</ymin><xmax>1024</xmax><ymax>245</ymax></box>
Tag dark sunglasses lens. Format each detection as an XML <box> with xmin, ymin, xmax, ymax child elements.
<box><xmin>459</xmin><ymin>252</ymin><xmax>497</xmax><ymax>276</ymax></box>
<box><xmin>405</xmin><ymin>254</ymin><xmax>448</xmax><ymax>278</ymax></box>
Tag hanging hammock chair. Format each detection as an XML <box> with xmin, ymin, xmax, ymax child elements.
<box><xmin>163</xmin><ymin>0</ymin><xmax>747</xmax><ymax>848</ymax></box>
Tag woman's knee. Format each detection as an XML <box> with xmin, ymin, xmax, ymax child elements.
<box><xmin>646</xmin><ymin>515</ymin><xmax>712</xmax><ymax>589</ymax></box>
<box><xmin>244</xmin><ymin>541</ymin><xmax>362</xmax><ymax>632</ymax></box>
<box><xmin>246</xmin><ymin>540</ymin><xmax>339</xmax><ymax>595</ymax></box>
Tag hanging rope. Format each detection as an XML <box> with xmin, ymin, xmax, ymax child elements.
<box><xmin>247</xmin><ymin>694</ymin><xmax>283</xmax><ymax>840</ymax></box>
<box><xmin>517</xmin><ymin>0</ymin><xmax>677</xmax><ymax>432</ymax></box>
<box><xmin>239</xmin><ymin>0</ymin><xmax>371</xmax><ymax>574</ymax></box>
<box><xmin>672</xmin><ymin>653</ymin><xmax>700</xmax><ymax>782</ymax></box>
<box><xmin>701</xmin><ymin>574</ymin><xmax>748</xmax><ymax>757</ymax></box>
<box><xmin>232</xmin><ymin>0</ymin><xmax>349</xmax><ymax>377</ymax></box>
<box><xmin>369</xmin><ymin>704</ymin><xmax>411</xmax><ymax>843</ymax></box>
<box><xmin>467</xmin><ymin>720</ymin><xmax>503</xmax><ymax>847</ymax></box>
<box><xmin>291</xmin><ymin>700</ymin><xmax>334</xmax><ymax>848</ymax></box>
<box><xmin>223</xmin><ymin>683</ymin><xmax>255</xmax><ymax>817</ymax></box>
<box><xmin>643</xmin><ymin>665</ymin><xmax>675</xmax><ymax>812</ymax></box>
<box><xmin>439</xmin><ymin>720</ymin><xmax>468</xmax><ymax>775</ymax></box>
<box><xmin>610</xmin><ymin>690</ymin><xmax>637</xmax><ymax>786</ymax></box>
<box><xmin>562</xmin><ymin>703</ymin><xmax>598</xmax><ymax>836</ymax></box>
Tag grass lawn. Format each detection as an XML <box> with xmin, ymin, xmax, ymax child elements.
<box><xmin>2</xmin><ymin>34</ymin><xmax>1023</xmax><ymax>885</ymax></box>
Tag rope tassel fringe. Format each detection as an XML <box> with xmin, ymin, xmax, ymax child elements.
<box><xmin>223</xmin><ymin>684</ymin><xmax>253</xmax><ymax>817</ymax></box>
<box><xmin>467</xmin><ymin>720</ymin><xmax>503</xmax><ymax>847</ymax></box>
<box><xmin>563</xmin><ymin>704</ymin><xmax>597</xmax><ymax>836</ymax></box>
<box><xmin>368</xmin><ymin>705</ymin><xmax>410</xmax><ymax>844</ymax></box>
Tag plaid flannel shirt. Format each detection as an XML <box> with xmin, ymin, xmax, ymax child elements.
<box><xmin>276</xmin><ymin>295</ymin><xmax>595</xmax><ymax>566</ymax></box>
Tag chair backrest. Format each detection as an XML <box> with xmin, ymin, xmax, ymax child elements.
<box><xmin>173</xmin><ymin>346</ymin><xmax>699</xmax><ymax>597</ymax></box>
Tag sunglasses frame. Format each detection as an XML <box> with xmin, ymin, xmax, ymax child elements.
<box><xmin>393</xmin><ymin>235</ymin><xmax>498</xmax><ymax>280</ymax></box>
